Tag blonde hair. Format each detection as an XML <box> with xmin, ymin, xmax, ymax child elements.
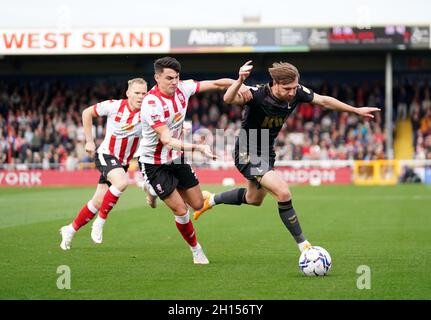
<box><xmin>268</xmin><ymin>62</ymin><xmax>299</xmax><ymax>84</ymax></box>
<box><xmin>127</xmin><ymin>78</ymin><xmax>147</xmax><ymax>89</ymax></box>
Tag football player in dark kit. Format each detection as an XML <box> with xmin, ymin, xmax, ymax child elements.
<box><xmin>194</xmin><ymin>60</ymin><xmax>380</xmax><ymax>253</ymax></box>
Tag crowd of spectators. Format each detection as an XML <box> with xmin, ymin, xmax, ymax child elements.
<box><xmin>1</xmin><ymin>77</ymin><xmax>430</xmax><ymax>170</ymax></box>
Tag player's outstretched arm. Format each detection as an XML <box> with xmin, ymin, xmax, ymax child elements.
<box><xmin>198</xmin><ymin>78</ymin><xmax>251</xmax><ymax>101</ymax></box>
<box><xmin>82</xmin><ymin>106</ymin><xmax>98</xmax><ymax>156</ymax></box>
<box><xmin>312</xmin><ymin>93</ymin><xmax>381</xmax><ymax>118</ymax></box>
<box><xmin>199</xmin><ymin>78</ymin><xmax>236</xmax><ymax>92</ymax></box>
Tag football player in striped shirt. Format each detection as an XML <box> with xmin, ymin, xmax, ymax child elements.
<box><xmin>138</xmin><ymin>57</ymin><xmax>251</xmax><ymax>264</ymax></box>
<box><xmin>59</xmin><ymin>78</ymin><xmax>147</xmax><ymax>250</ymax></box>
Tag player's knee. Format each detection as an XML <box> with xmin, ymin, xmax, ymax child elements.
<box><xmin>114</xmin><ymin>179</ymin><xmax>128</xmax><ymax>192</ymax></box>
<box><xmin>248</xmin><ymin>198</ymin><xmax>264</xmax><ymax>206</ymax></box>
<box><xmin>276</xmin><ymin>189</ymin><xmax>291</xmax><ymax>202</ymax></box>
<box><xmin>172</xmin><ymin>205</ymin><xmax>188</xmax><ymax>216</ymax></box>
<box><xmin>245</xmin><ymin>194</ymin><xmax>264</xmax><ymax>206</ymax></box>
<box><xmin>190</xmin><ymin>202</ymin><xmax>204</xmax><ymax>211</ymax></box>
<box><xmin>253</xmin><ymin>199</ymin><xmax>264</xmax><ymax>206</ymax></box>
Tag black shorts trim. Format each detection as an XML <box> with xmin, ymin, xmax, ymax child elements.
<box><xmin>95</xmin><ymin>153</ymin><xmax>129</xmax><ymax>186</ymax></box>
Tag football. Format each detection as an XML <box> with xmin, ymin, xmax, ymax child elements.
<box><xmin>299</xmin><ymin>246</ymin><xmax>332</xmax><ymax>276</ymax></box>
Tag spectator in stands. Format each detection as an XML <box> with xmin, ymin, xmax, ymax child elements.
<box><xmin>3</xmin><ymin>77</ymin><xmax>431</xmax><ymax>165</ymax></box>
<box><xmin>396</xmin><ymin>86</ymin><xmax>409</xmax><ymax>120</ymax></box>
<box><xmin>420</xmin><ymin>109</ymin><xmax>431</xmax><ymax>135</ymax></box>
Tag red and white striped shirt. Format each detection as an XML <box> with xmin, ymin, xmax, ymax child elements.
<box><xmin>138</xmin><ymin>80</ymin><xmax>200</xmax><ymax>164</ymax></box>
<box><xmin>93</xmin><ymin>99</ymin><xmax>141</xmax><ymax>165</ymax></box>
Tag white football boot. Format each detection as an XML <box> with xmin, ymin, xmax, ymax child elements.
<box><xmin>59</xmin><ymin>225</ymin><xmax>75</xmax><ymax>250</ymax></box>
<box><xmin>91</xmin><ymin>217</ymin><xmax>105</xmax><ymax>244</ymax></box>
<box><xmin>190</xmin><ymin>243</ymin><xmax>209</xmax><ymax>264</ymax></box>
<box><xmin>144</xmin><ymin>183</ymin><xmax>157</xmax><ymax>208</ymax></box>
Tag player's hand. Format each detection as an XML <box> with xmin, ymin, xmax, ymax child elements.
<box><xmin>198</xmin><ymin>144</ymin><xmax>218</xmax><ymax>160</ymax></box>
<box><xmin>85</xmin><ymin>141</ymin><xmax>96</xmax><ymax>157</ymax></box>
<box><xmin>355</xmin><ymin>107</ymin><xmax>381</xmax><ymax>119</ymax></box>
<box><xmin>239</xmin><ymin>60</ymin><xmax>253</xmax><ymax>82</ymax></box>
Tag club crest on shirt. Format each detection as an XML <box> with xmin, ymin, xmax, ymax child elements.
<box><xmin>151</xmin><ymin>114</ymin><xmax>160</xmax><ymax>122</ymax></box>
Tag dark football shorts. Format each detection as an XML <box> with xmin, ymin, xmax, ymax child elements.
<box><xmin>234</xmin><ymin>149</ymin><xmax>275</xmax><ymax>189</ymax></box>
<box><xmin>140</xmin><ymin>159</ymin><xmax>199</xmax><ymax>200</ymax></box>
<box><xmin>95</xmin><ymin>153</ymin><xmax>129</xmax><ymax>186</ymax></box>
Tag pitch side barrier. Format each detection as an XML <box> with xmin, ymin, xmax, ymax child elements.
<box><xmin>1</xmin><ymin>160</ymin><xmax>430</xmax><ymax>187</ymax></box>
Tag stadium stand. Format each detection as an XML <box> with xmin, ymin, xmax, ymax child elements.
<box><xmin>1</xmin><ymin>78</ymin><xmax>431</xmax><ymax>169</ymax></box>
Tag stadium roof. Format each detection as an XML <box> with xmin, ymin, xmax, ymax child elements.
<box><xmin>1</xmin><ymin>0</ymin><xmax>430</xmax><ymax>28</ymax></box>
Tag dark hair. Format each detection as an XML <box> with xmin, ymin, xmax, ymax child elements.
<box><xmin>154</xmin><ymin>57</ymin><xmax>181</xmax><ymax>74</ymax></box>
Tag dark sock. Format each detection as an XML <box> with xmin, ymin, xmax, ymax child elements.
<box><xmin>278</xmin><ymin>200</ymin><xmax>305</xmax><ymax>243</ymax></box>
<box><xmin>214</xmin><ymin>188</ymin><xmax>247</xmax><ymax>205</ymax></box>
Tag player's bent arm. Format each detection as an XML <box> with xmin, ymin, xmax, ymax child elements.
<box><xmin>223</xmin><ymin>78</ymin><xmax>250</xmax><ymax>106</ymax></box>
<box><xmin>154</xmin><ymin>124</ymin><xmax>203</xmax><ymax>153</ymax></box>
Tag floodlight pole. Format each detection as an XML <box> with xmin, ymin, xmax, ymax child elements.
<box><xmin>385</xmin><ymin>52</ymin><xmax>394</xmax><ymax>160</ymax></box>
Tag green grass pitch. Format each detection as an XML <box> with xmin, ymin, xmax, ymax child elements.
<box><xmin>0</xmin><ymin>184</ymin><xmax>430</xmax><ymax>300</ymax></box>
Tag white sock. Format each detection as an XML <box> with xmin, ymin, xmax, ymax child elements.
<box><xmin>87</xmin><ymin>200</ymin><xmax>99</xmax><ymax>214</ymax></box>
<box><xmin>208</xmin><ymin>194</ymin><xmax>216</xmax><ymax>207</ymax></box>
<box><xmin>191</xmin><ymin>243</ymin><xmax>201</xmax><ymax>251</ymax></box>
<box><xmin>94</xmin><ymin>215</ymin><xmax>106</xmax><ymax>226</ymax></box>
<box><xmin>175</xmin><ymin>211</ymin><xmax>190</xmax><ymax>224</ymax></box>
<box><xmin>109</xmin><ymin>185</ymin><xmax>123</xmax><ymax>197</ymax></box>
<box><xmin>66</xmin><ymin>224</ymin><xmax>76</xmax><ymax>234</ymax></box>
